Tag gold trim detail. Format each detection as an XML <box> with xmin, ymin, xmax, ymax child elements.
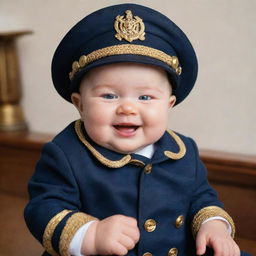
<box><xmin>192</xmin><ymin>206</ymin><xmax>235</xmax><ymax>238</ymax></box>
<box><xmin>43</xmin><ymin>210</ymin><xmax>72</xmax><ymax>256</ymax></box>
<box><xmin>168</xmin><ymin>248</ymin><xmax>178</xmax><ymax>256</ymax></box>
<box><xmin>143</xmin><ymin>164</ymin><xmax>152</xmax><ymax>174</ymax></box>
<box><xmin>114</xmin><ymin>10</ymin><xmax>145</xmax><ymax>42</ymax></box>
<box><xmin>164</xmin><ymin>130</ymin><xmax>186</xmax><ymax>160</ymax></box>
<box><xmin>129</xmin><ymin>159</ymin><xmax>145</xmax><ymax>167</ymax></box>
<box><xmin>69</xmin><ymin>44</ymin><xmax>182</xmax><ymax>80</ymax></box>
<box><xmin>59</xmin><ymin>212</ymin><xmax>97</xmax><ymax>256</ymax></box>
<box><xmin>75</xmin><ymin>120</ymin><xmax>132</xmax><ymax>168</ymax></box>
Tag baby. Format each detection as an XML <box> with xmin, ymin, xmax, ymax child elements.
<box><xmin>24</xmin><ymin>3</ymin><xmax>249</xmax><ymax>256</ymax></box>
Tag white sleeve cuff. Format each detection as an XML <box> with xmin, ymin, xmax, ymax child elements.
<box><xmin>202</xmin><ymin>216</ymin><xmax>232</xmax><ymax>234</ymax></box>
<box><xmin>68</xmin><ymin>220</ymin><xmax>95</xmax><ymax>256</ymax></box>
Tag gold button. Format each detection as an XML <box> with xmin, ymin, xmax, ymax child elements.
<box><xmin>144</xmin><ymin>164</ymin><xmax>152</xmax><ymax>174</ymax></box>
<box><xmin>168</xmin><ymin>248</ymin><xmax>178</xmax><ymax>256</ymax></box>
<box><xmin>143</xmin><ymin>253</ymin><xmax>153</xmax><ymax>256</ymax></box>
<box><xmin>144</xmin><ymin>219</ymin><xmax>156</xmax><ymax>232</ymax></box>
<box><xmin>175</xmin><ymin>215</ymin><xmax>184</xmax><ymax>228</ymax></box>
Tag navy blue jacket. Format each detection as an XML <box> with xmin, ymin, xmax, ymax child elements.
<box><xmin>24</xmin><ymin>120</ymin><xmax>247</xmax><ymax>256</ymax></box>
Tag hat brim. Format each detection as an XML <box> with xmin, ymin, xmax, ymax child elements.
<box><xmin>63</xmin><ymin>54</ymin><xmax>180</xmax><ymax>103</ymax></box>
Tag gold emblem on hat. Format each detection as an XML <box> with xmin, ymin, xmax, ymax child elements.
<box><xmin>114</xmin><ymin>10</ymin><xmax>145</xmax><ymax>42</ymax></box>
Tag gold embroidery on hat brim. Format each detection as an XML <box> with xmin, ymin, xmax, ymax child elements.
<box><xmin>69</xmin><ymin>44</ymin><xmax>182</xmax><ymax>80</ymax></box>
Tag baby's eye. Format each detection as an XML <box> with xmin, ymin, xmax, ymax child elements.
<box><xmin>101</xmin><ymin>94</ymin><xmax>118</xmax><ymax>99</ymax></box>
<box><xmin>138</xmin><ymin>95</ymin><xmax>152</xmax><ymax>101</ymax></box>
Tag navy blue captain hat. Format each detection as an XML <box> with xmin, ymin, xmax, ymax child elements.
<box><xmin>51</xmin><ymin>3</ymin><xmax>198</xmax><ymax>105</ymax></box>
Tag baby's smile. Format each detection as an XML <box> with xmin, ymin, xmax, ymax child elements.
<box><xmin>113</xmin><ymin>123</ymin><xmax>140</xmax><ymax>137</ymax></box>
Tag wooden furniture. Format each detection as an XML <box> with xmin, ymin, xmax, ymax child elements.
<box><xmin>0</xmin><ymin>31</ymin><xmax>32</xmax><ymax>131</ymax></box>
<box><xmin>0</xmin><ymin>131</ymin><xmax>51</xmax><ymax>255</ymax></box>
<box><xmin>200</xmin><ymin>150</ymin><xmax>256</xmax><ymax>254</ymax></box>
<box><xmin>0</xmin><ymin>131</ymin><xmax>255</xmax><ymax>255</ymax></box>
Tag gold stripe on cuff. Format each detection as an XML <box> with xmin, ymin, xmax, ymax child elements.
<box><xmin>43</xmin><ymin>210</ymin><xmax>72</xmax><ymax>256</ymax></box>
<box><xmin>59</xmin><ymin>212</ymin><xmax>97</xmax><ymax>256</ymax></box>
<box><xmin>192</xmin><ymin>206</ymin><xmax>235</xmax><ymax>238</ymax></box>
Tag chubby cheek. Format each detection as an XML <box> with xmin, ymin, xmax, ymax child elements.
<box><xmin>143</xmin><ymin>106</ymin><xmax>169</xmax><ymax>127</ymax></box>
<box><xmin>82</xmin><ymin>118</ymin><xmax>109</xmax><ymax>146</ymax></box>
<box><xmin>145</xmin><ymin>125</ymin><xmax>166</xmax><ymax>142</ymax></box>
<box><xmin>83</xmin><ymin>113</ymin><xmax>109</xmax><ymax>133</ymax></box>
<box><xmin>82</xmin><ymin>105</ymin><xmax>113</xmax><ymax>143</ymax></box>
<box><xmin>82</xmin><ymin>101</ymin><xmax>111</xmax><ymax>124</ymax></box>
<box><xmin>143</xmin><ymin>108</ymin><xmax>169</xmax><ymax>137</ymax></box>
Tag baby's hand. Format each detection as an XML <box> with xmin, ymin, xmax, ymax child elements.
<box><xmin>196</xmin><ymin>220</ymin><xmax>240</xmax><ymax>256</ymax></box>
<box><xmin>81</xmin><ymin>214</ymin><xmax>140</xmax><ymax>255</ymax></box>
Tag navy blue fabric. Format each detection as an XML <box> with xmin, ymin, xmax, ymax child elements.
<box><xmin>51</xmin><ymin>4</ymin><xmax>198</xmax><ymax>105</ymax></box>
<box><xmin>23</xmin><ymin>121</ymin><xmax>252</xmax><ymax>256</ymax></box>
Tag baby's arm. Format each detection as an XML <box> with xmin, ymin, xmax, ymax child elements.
<box><xmin>25</xmin><ymin>141</ymin><xmax>139</xmax><ymax>256</ymax></box>
<box><xmin>81</xmin><ymin>214</ymin><xmax>140</xmax><ymax>256</ymax></box>
<box><xmin>188</xmin><ymin>138</ymin><xmax>240</xmax><ymax>255</ymax></box>
<box><xmin>196</xmin><ymin>219</ymin><xmax>240</xmax><ymax>256</ymax></box>
<box><xmin>24</xmin><ymin>142</ymin><xmax>97</xmax><ymax>255</ymax></box>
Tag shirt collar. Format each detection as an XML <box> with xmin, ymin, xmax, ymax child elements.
<box><xmin>134</xmin><ymin>144</ymin><xmax>155</xmax><ymax>159</ymax></box>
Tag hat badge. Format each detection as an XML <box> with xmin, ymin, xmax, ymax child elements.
<box><xmin>114</xmin><ymin>10</ymin><xmax>145</xmax><ymax>42</ymax></box>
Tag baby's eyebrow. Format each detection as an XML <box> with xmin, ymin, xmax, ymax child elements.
<box><xmin>135</xmin><ymin>85</ymin><xmax>165</xmax><ymax>93</ymax></box>
<box><xmin>91</xmin><ymin>84</ymin><xmax>115</xmax><ymax>91</ymax></box>
<box><xmin>90</xmin><ymin>84</ymin><xmax>165</xmax><ymax>95</ymax></box>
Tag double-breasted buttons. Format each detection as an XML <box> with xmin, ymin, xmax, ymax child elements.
<box><xmin>144</xmin><ymin>164</ymin><xmax>152</xmax><ymax>174</ymax></box>
<box><xmin>144</xmin><ymin>219</ymin><xmax>156</xmax><ymax>232</ymax></box>
<box><xmin>175</xmin><ymin>215</ymin><xmax>184</xmax><ymax>228</ymax></box>
<box><xmin>168</xmin><ymin>248</ymin><xmax>178</xmax><ymax>256</ymax></box>
<box><xmin>143</xmin><ymin>253</ymin><xmax>153</xmax><ymax>256</ymax></box>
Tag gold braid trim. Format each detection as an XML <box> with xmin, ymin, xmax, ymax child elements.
<box><xmin>192</xmin><ymin>206</ymin><xmax>235</xmax><ymax>238</ymax></box>
<box><xmin>75</xmin><ymin>120</ymin><xmax>132</xmax><ymax>168</ymax></box>
<box><xmin>69</xmin><ymin>44</ymin><xmax>182</xmax><ymax>80</ymax></box>
<box><xmin>59</xmin><ymin>212</ymin><xmax>97</xmax><ymax>256</ymax></box>
<box><xmin>43</xmin><ymin>210</ymin><xmax>72</xmax><ymax>256</ymax></box>
<box><xmin>164</xmin><ymin>129</ymin><xmax>186</xmax><ymax>160</ymax></box>
<box><xmin>129</xmin><ymin>159</ymin><xmax>146</xmax><ymax>167</ymax></box>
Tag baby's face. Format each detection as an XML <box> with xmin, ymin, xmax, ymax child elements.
<box><xmin>72</xmin><ymin>63</ymin><xmax>176</xmax><ymax>154</ymax></box>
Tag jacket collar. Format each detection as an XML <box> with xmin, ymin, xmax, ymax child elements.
<box><xmin>74</xmin><ymin>119</ymin><xmax>186</xmax><ymax>168</ymax></box>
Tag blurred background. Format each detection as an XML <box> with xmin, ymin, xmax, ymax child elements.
<box><xmin>0</xmin><ymin>0</ymin><xmax>255</xmax><ymax>154</ymax></box>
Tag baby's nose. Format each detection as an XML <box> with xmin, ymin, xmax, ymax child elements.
<box><xmin>116</xmin><ymin>101</ymin><xmax>138</xmax><ymax>115</ymax></box>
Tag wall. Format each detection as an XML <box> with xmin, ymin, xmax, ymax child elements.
<box><xmin>0</xmin><ymin>0</ymin><xmax>255</xmax><ymax>154</ymax></box>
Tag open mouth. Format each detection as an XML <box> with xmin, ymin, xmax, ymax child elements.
<box><xmin>113</xmin><ymin>123</ymin><xmax>140</xmax><ymax>136</ymax></box>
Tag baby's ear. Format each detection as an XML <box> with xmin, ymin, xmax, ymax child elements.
<box><xmin>169</xmin><ymin>95</ymin><xmax>176</xmax><ymax>108</ymax></box>
<box><xmin>71</xmin><ymin>93</ymin><xmax>83</xmax><ymax>114</ymax></box>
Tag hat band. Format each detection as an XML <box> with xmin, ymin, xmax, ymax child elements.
<box><xmin>69</xmin><ymin>44</ymin><xmax>182</xmax><ymax>80</ymax></box>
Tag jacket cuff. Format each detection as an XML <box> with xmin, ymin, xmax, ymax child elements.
<box><xmin>191</xmin><ymin>206</ymin><xmax>235</xmax><ymax>238</ymax></box>
<box><xmin>43</xmin><ymin>210</ymin><xmax>97</xmax><ymax>256</ymax></box>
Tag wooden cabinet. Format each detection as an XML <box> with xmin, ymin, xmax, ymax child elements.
<box><xmin>0</xmin><ymin>131</ymin><xmax>52</xmax><ymax>255</ymax></box>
